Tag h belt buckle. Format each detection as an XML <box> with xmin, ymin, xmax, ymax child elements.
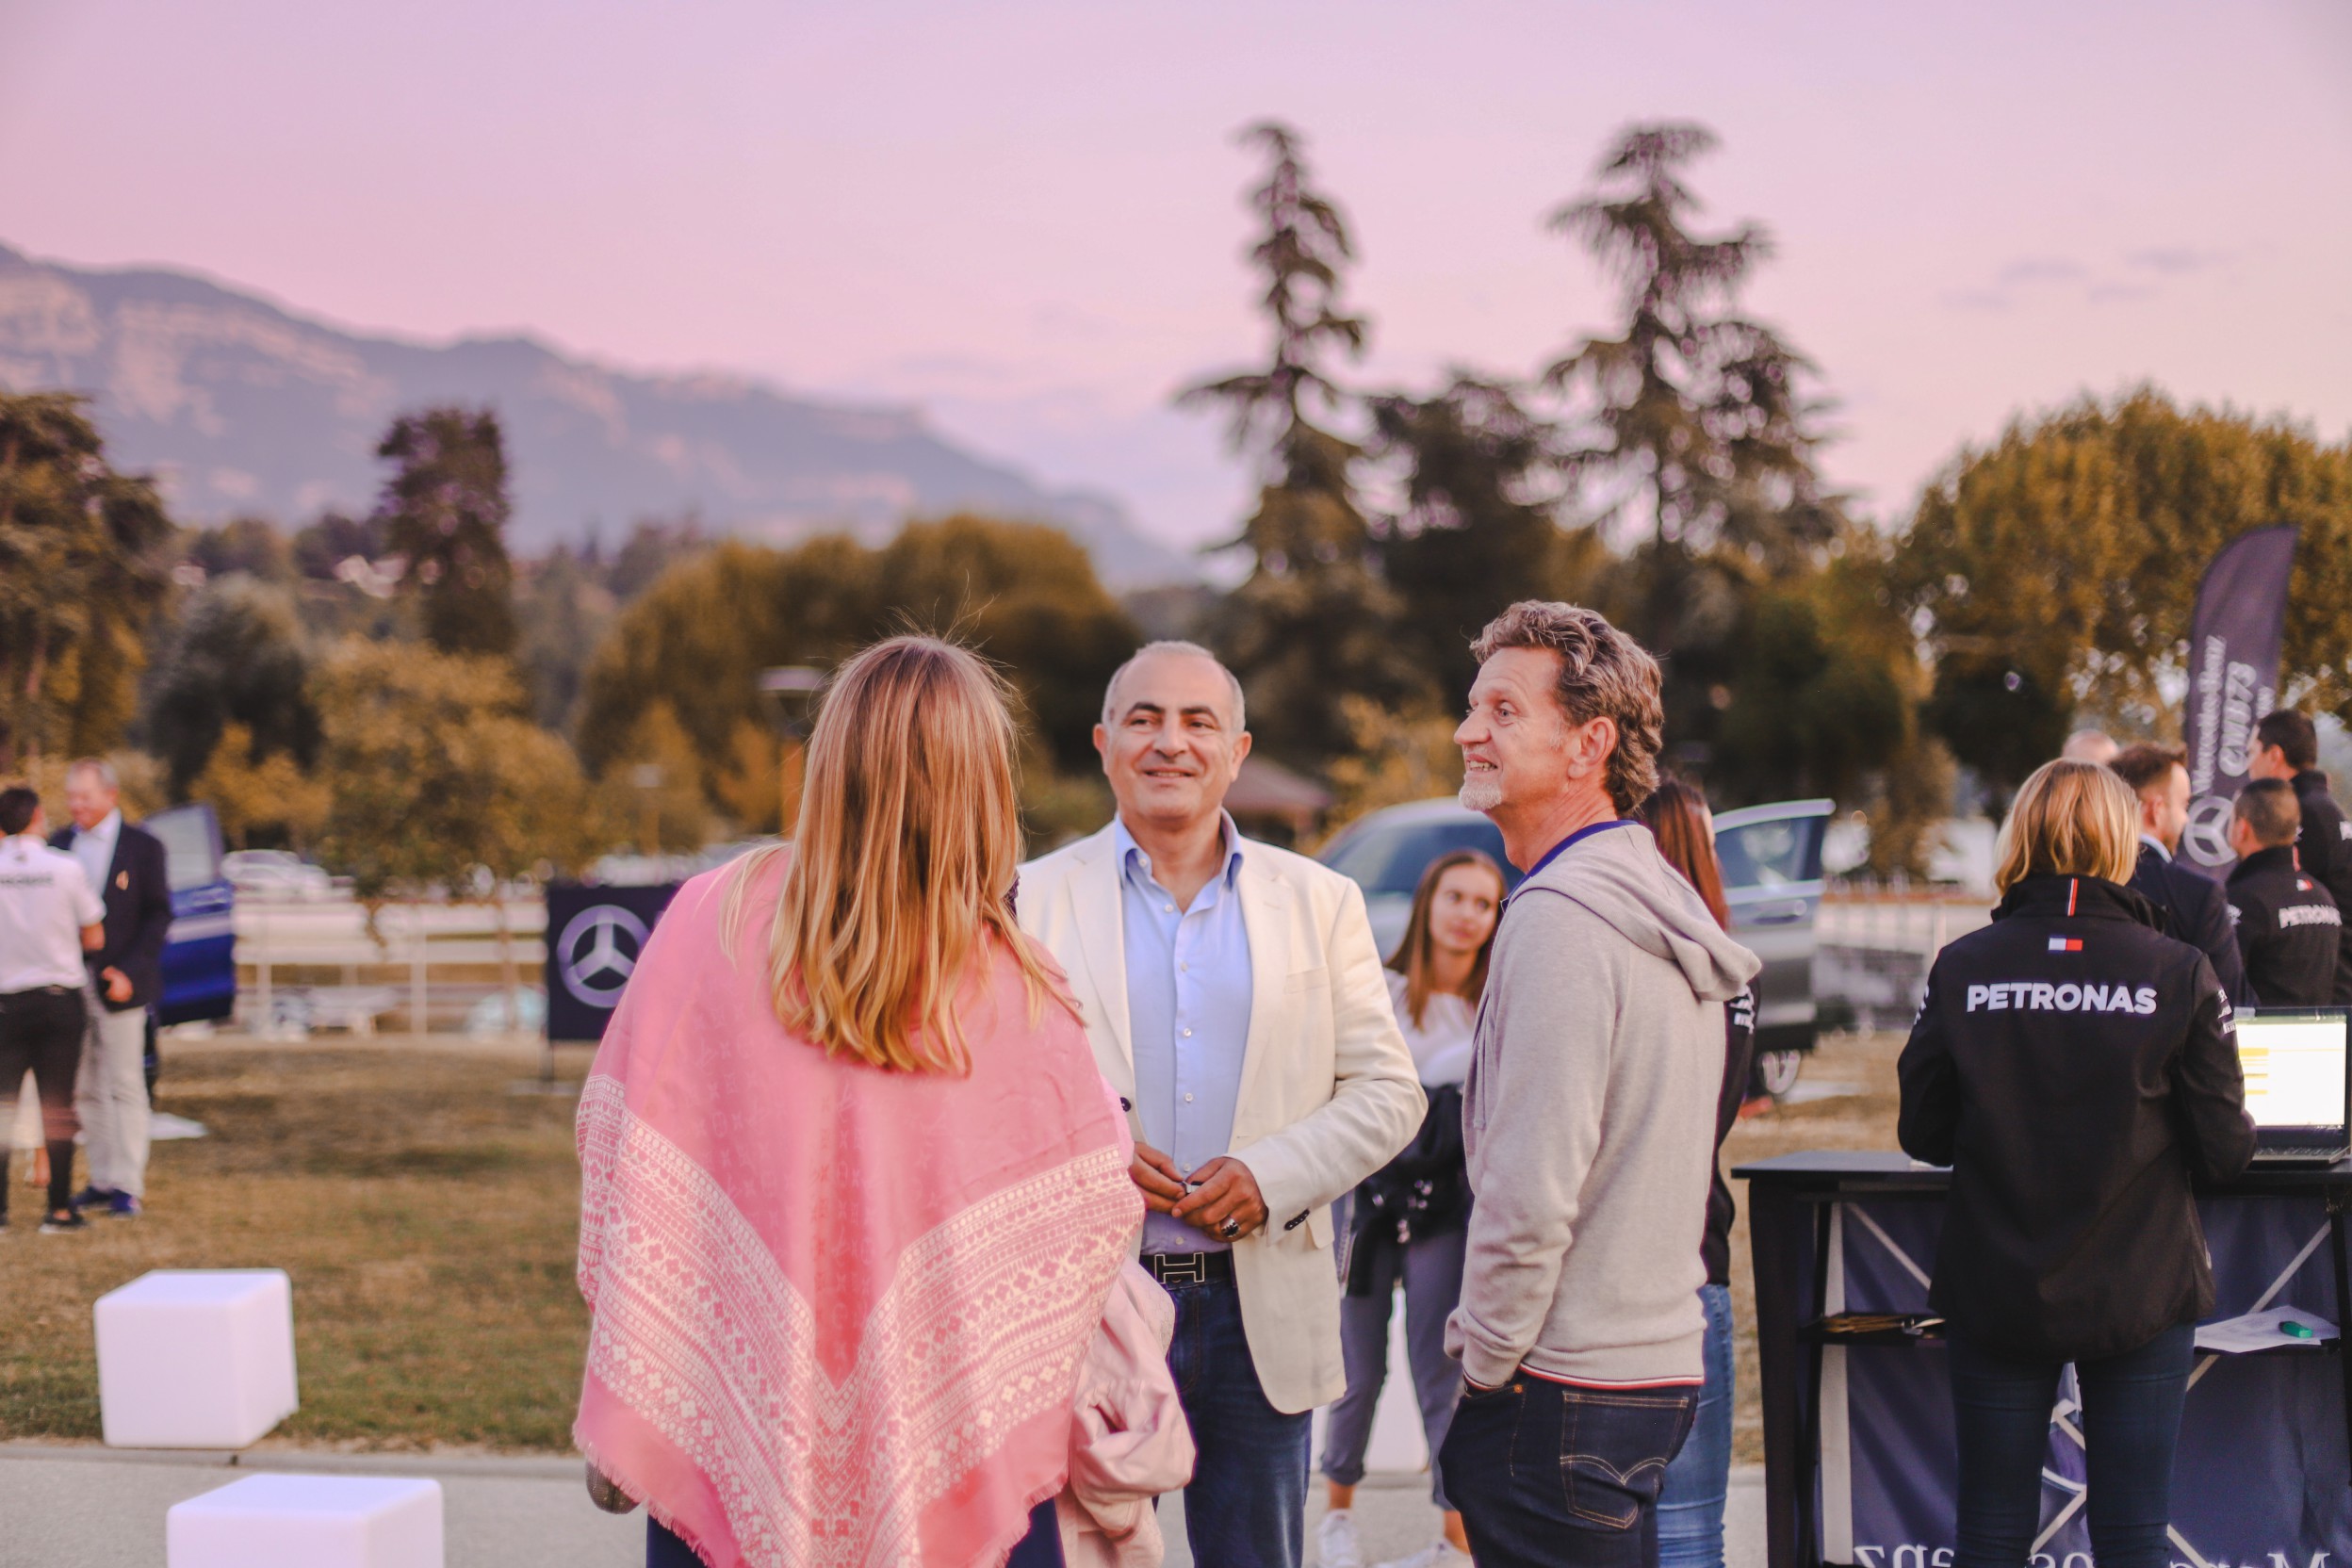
<box><xmin>1154</xmin><ymin>1253</ymin><xmax>1210</xmax><ymax>1287</ymax></box>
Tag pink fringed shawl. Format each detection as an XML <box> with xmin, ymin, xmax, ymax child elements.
<box><xmin>574</xmin><ymin>859</ymin><xmax>1142</xmax><ymax>1568</ymax></box>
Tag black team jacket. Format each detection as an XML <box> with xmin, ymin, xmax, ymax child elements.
<box><xmin>2228</xmin><ymin>844</ymin><xmax>2342</xmax><ymax>1009</ymax></box>
<box><xmin>1898</xmin><ymin>874</ymin><xmax>2254</xmax><ymax>1362</ymax></box>
<box><xmin>2128</xmin><ymin>841</ymin><xmax>2250</xmax><ymax>1007</ymax></box>
<box><xmin>2289</xmin><ymin>770</ymin><xmax>2352</xmax><ymax>1003</ymax></box>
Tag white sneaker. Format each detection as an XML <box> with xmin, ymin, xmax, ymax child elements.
<box><xmin>1373</xmin><ymin>1542</ymin><xmax>1475</xmax><ymax>1568</ymax></box>
<box><xmin>1315</xmin><ymin>1508</ymin><xmax>1365</xmax><ymax>1568</ymax></box>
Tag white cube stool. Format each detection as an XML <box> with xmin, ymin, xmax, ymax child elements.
<box><xmin>168</xmin><ymin>1474</ymin><xmax>442</xmax><ymax>1568</ymax></box>
<box><xmin>93</xmin><ymin>1269</ymin><xmax>298</xmax><ymax>1447</ymax></box>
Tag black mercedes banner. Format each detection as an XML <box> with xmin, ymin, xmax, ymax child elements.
<box><xmin>545</xmin><ymin>882</ymin><xmax>682</xmax><ymax>1042</ymax></box>
<box><xmin>2180</xmin><ymin>524</ymin><xmax>2299</xmax><ymax>872</ymax></box>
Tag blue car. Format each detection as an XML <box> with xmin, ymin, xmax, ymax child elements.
<box><xmin>144</xmin><ymin>803</ymin><xmax>237</xmax><ymax>1026</ymax></box>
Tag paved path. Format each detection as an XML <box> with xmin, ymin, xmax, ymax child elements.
<box><xmin>0</xmin><ymin>1443</ymin><xmax>1765</xmax><ymax>1567</ymax></box>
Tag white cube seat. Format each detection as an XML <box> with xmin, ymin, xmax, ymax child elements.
<box><xmin>168</xmin><ymin>1474</ymin><xmax>442</xmax><ymax>1568</ymax></box>
<box><xmin>94</xmin><ymin>1268</ymin><xmax>298</xmax><ymax>1447</ymax></box>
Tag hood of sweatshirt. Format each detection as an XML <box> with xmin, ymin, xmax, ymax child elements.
<box><xmin>1518</xmin><ymin>822</ymin><xmax>1762</xmax><ymax>1003</ymax></box>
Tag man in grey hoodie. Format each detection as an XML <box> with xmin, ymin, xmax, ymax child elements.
<box><xmin>1437</xmin><ymin>601</ymin><xmax>1761</xmax><ymax>1568</ymax></box>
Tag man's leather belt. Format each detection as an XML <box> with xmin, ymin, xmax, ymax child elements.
<box><xmin>1141</xmin><ymin>1250</ymin><xmax>1234</xmax><ymax>1288</ymax></box>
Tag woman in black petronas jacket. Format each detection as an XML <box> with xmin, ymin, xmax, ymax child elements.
<box><xmin>1900</xmin><ymin>759</ymin><xmax>2255</xmax><ymax>1568</ymax></box>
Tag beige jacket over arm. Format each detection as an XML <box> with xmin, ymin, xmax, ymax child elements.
<box><xmin>1017</xmin><ymin>824</ymin><xmax>1425</xmax><ymax>1414</ymax></box>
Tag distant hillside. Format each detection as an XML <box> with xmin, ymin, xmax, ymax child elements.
<box><xmin>0</xmin><ymin>242</ymin><xmax>1195</xmax><ymax>588</ymax></box>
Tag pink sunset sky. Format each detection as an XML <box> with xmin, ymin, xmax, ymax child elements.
<box><xmin>3</xmin><ymin>0</ymin><xmax>2348</xmax><ymax>550</ymax></box>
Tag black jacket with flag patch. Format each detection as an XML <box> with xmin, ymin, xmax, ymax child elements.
<box><xmin>2228</xmin><ymin>843</ymin><xmax>2342</xmax><ymax>1009</ymax></box>
<box><xmin>1898</xmin><ymin>874</ymin><xmax>2254</xmax><ymax>1362</ymax></box>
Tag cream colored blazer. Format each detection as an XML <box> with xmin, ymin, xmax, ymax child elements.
<box><xmin>1016</xmin><ymin>824</ymin><xmax>1425</xmax><ymax>1414</ymax></box>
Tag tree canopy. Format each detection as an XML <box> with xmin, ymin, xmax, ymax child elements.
<box><xmin>1895</xmin><ymin>387</ymin><xmax>2352</xmax><ymax>790</ymax></box>
<box><xmin>0</xmin><ymin>393</ymin><xmax>172</xmax><ymax>770</ymax></box>
<box><xmin>374</xmin><ymin>407</ymin><xmax>519</xmax><ymax>660</ymax></box>
<box><xmin>576</xmin><ymin>514</ymin><xmax>1138</xmax><ymax>805</ymax></box>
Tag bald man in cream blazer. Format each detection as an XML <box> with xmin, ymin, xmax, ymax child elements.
<box><xmin>1017</xmin><ymin>641</ymin><xmax>1422</xmax><ymax>1568</ymax></box>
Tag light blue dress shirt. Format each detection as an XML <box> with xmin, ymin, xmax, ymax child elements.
<box><xmin>1115</xmin><ymin>813</ymin><xmax>1254</xmax><ymax>1255</ymax></box>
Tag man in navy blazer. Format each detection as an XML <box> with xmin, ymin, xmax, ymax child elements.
<box><xmin>2111</xmin><ymin>743</ymin><xmax>2251</xmax><ymax>1006</ymax></box>
<box><xmin>50</xmin><ymin>759</ymin><xmax>172</xmax><ymax>1217</ymax></box>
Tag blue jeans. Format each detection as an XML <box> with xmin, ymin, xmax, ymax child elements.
<box><xmin>1656</xmin><ymin>1282</ymin><xmax>1734</xmax><ymax>1568</ymax></box>
<box><xmin>1168</xmin><ymin>1276</ymin><xmax>1313</xmax><ymax>1568</ymax></box>
<box><xmin>1439</xmin><ymin>1375</ymin><xmax>1697</xmax><ymax>1568</ymax></box>
<box><xmin>648</xmin><ymin>1498</ymin><xmax>1062</xmax><ymax>1566</ymax></box>
<box><xmin>1947</xmin><ymin>1323</ymin><xmax>2195</xmax><ymax>1568</ymax></box>
<box><xmin>1320</xmin><ymin>1223</ymin><xmax>1468</xmax><ymax>1510</ymax></box>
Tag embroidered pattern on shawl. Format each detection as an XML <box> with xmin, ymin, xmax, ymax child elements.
<box><xmin>578</xmin><ymin>1073</ymin><xmax>1136</xmax><ymax>1568</ymax></box>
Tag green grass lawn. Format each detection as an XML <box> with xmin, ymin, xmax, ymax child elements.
<box><xmin>0</xmin><ymin>1030</ymin><xmax>1904</xmax><ymax>1463</ymax></box>
<box><xmin>0</xmin><ymin>1041</ymin><xmax>596</xmax><ymax>1451</ymax></box>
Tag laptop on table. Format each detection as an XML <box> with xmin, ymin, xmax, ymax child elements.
<box><xmin>2234</xmin><ymin>1007</ymin><xmax>2351</xmax><ymax>1166</ymax></box>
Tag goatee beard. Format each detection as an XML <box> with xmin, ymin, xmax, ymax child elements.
<box><xmin>1459</xmin><ymin>775</ymin><xmax>1503</xmax><ymax>812</ymax></box>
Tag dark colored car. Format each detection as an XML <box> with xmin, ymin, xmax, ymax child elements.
<box><xmin>146</xmin><ymin>803</ymin><xmax>237</xmax><ymax>1027</ymax></box>
<box><xmin>1317</xmin><ymin>794</ymin><xmax>1834</xmax><ymax>1097</ymax></box>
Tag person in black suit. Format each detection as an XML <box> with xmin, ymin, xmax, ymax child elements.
<box><xmin>2109</xmin><ymin>743</ymin><xmax>2250</xmax><ymax>1007</ymax></box>
<box><xmin>2248</xmin><ymin>710</ymin><xmax>2352</xmax><ymax>1003</ymax></box>
<box><xmin>51</xmin><ymin>759</ymin><xmax>172</xmax><ymax>1218</ymax></box>
<box><xmin>2227</xmin><ymin>780</ymin><xmax>2342</xmax><ymax>1008</ymax></box>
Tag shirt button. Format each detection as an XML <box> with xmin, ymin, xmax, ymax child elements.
<box><xmin>1184</xmin><ymin>1093</ymin><xmax>1195</xmax><ymax>1103</ymax></box>
<box><xmin>1164</xmin><ymin>903</ymin><xmax>1176</xmax><ymax>914</ymax></box>
<box><xmin>1180</xmin><ymin>962</ymin><xmax>1188</xmax><ymax>973</ymax></box>
<box><xmin>1181</xmin><ymin>1028</ymin><xmax>1193</xmax><ymax>1037</ymax></box>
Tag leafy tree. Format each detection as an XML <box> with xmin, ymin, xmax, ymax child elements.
<box><xmin>1370</xmin><ymin>376</ymin><xmax>1601</xmax><ymax>703</ymax></box>
<box><xmin>192</xmin><ymin>720</ymin><xmax>330</xmax><ymax>849</ymax></box>
<box><xmin>576</xmin><ymin>516</ymin><xmax>1138</xmax><ymax>803</ymax></box>
<box><xmin>142</xmin><ymin>577</ymin><xmax>320</xmax><ymax>798</ymax></box>
<box><xmin>0</xmin><ymin>393</ymin><xmax>172</xmax><ymax>770</ymax></box>
<box><xmin>311</xmin><ymin>639</ymin><xmax>599</xmax><ymax>903</ymax></box>
<box><xmin>185</xmin><ymin>517</ymin><xmax>296</xmax><ymax>584</ymax></box>
<box><xmin>1894</xmin><ymin>388</ymin><xmax>2352</xmax><ymax>792</ymax></box>
<box><xmin>290</xmin><ymin>511</ymin><xmax>388</xmax><ymax>580</ymax></box>
<box><xmin>515</xmin><ymin>544</ymin><xmax>616</xmax><ymax>730</ymax></box>
<box><xmin>604</xmin><ymin>515</ymin><xmax>710</xmax><ymax>602</ymax></box>
<box><xmin>373</xmin><ymin>407</ymin><xmax>519</xmax><ymax>659</ymax></box>
<box><xmin>1542</xmin><ymin>123</ymin><xmax>1843</xmax><ymax>773</ymax></box>
<box><xmin>1184</xmin><ymin>122</ymin><xmax>1425</xmax><ymax>765</ymax></box>
<box><xmin>589</xmin><ymin>700</ymin><xmax>716</xmax><ymax>854</ymax></box>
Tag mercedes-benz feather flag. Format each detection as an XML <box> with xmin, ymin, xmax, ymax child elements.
<box><xmin>2179</xmin><ymin>524</ymin><xmax>2299</xmax><ymax>872</ymax></box>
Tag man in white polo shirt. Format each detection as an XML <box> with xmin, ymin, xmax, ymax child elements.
<box><xmin>0</xmin><ymin>786</ymin><xmax>106</xmax><ymax>1233</ymax></box>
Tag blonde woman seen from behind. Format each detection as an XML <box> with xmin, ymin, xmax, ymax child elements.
<box><xmin>1899</xmin><ymin>760</ymin><xmax>2253</xmax><ymax>1568</ymax></box>
<box><xmin>574</xmin><ymin>636</ymin><xmax>1184</xmax><ymax>1568</ymax></box>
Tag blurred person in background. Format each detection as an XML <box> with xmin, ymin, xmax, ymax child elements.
<box><xmin>1316</xmin><ymin>848</ymin><xmax>1506</xmax><ymax>1568</ymax></box>
<box><xmin>2226</xmin><ymin>778</ymin><xmax>2341</xmax><ymax>1008</ymax></box>
<box><xmin>574</xmin><ymin>637</ymin><xmax>1166</xmax><ymax>1568</ymax></box>
<box><xmin>0</xmin><ymin>786</ymin><xmax>105</xmax><ymax>1234</ymax></box>
<box><xmin>1018</xmin><ymin>640</ymin><xmax>1423</xmax><ymax>1568</ymax></box>
<box><xmin>2247</xmin><ymin>710</ymin><xmax>2352</xmax><ymax>1002</ymax></box>
<box><xmin>1637</xmin><ymin>776</ymin><xmax>1756</xmax><ymax>1568</ymax></box>
<box><xmin>2109</xmin><ymin>743</ymin><xmax>2249</xmax><ymax>1006</ymax></box>
<box><xmin>1439</xmin><ymin>603</ymin><xmax>1758</xmax><ymax>1568</ymax></box>
<box><xmin>1900</xmin><ymin>759</ymin><xmax>2252</xmax><ymax>1568</ymax></box>
<box><xmin>2062</xmin><ymin>729</ymin><xmax>2120</xmax><ymax>765</ymax></box>
<box><xmin>51</xmin><ymin>759</ymin><xmax>172</xmax><ymax>1219</ymax></box>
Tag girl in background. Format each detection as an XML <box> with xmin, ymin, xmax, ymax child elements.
<box><xmin>1316</xmin><ymin>848</ymin><xmax>1508</xmax><ymax>1568</ymax></box>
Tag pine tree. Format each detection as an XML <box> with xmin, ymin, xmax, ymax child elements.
<box><xmin>1183</xmin><ymin>122</ymin><xmax>1425</xmax><ymax>765</ymax></box>
<box><xmin>374</xmin><ymin>407</ymin><xmax>519</xmax><ymax>659</ymax></box>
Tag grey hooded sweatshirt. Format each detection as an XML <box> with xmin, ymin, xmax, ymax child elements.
<box><xmin>1445</xmin><ymin>820</ymin><xmax>1762</xmax><ymax>1390</ymax></box>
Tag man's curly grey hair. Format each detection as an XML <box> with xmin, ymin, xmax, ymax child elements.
<box><xmin>1469</xmin><ymin>602</ymin><xmax>1664</xmax><ymax>814</ymax></box>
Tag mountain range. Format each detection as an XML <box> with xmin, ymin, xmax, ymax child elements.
<box><xmin>0</xmin><ymin>241</ymin><xmax>1196</xmax><ymax>588</ymax></box>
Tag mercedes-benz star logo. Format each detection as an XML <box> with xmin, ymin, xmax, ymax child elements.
<box><xmin>2181</xmin><ymin>793</ymin><xmax>2239</xmax><ymax>871</ymax></box>
<box><xmin>558</xmin><ymin>906</ymin><xmax>650</xmax><ymax>1007</ymax></box>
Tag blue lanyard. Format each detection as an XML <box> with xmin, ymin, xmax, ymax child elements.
<box><xmin>1514</xmin><ymin>817</ymin><xmax>1636</xmax><ymax>893</ymax></box>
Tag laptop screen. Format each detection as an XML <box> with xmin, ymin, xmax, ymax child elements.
<box><xmin>2236</xmin><ymin>1011</ymin><xmax>2349</xmax><ymax>1132</ymax></box>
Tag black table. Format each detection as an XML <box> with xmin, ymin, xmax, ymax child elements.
<box><xmin>1738</xmin><ymin>1151</ymin><xmax>2352</xmax><ymax>1568</ymax></box>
